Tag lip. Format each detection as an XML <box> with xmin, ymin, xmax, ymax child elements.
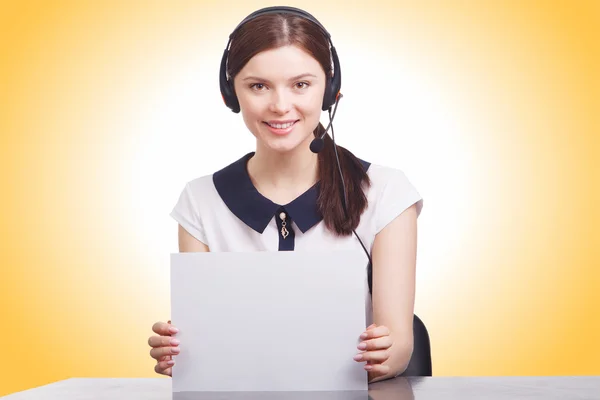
<box><xmin>265</xmin><ymin>119</ymin><xmax>299</xmax><ymax>125</ymax></box>
<box><xmin>263</xmin><ymin>120</ymin><xmax>299</xmax><ymax>136</ymax></box>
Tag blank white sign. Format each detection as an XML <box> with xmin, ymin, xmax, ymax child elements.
<box><xmin>170</xmin><ymin>250</ymin><xmax>369</xmax><ymax>393</ymax></box>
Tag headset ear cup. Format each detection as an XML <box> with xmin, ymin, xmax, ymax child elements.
<box><xmin>221</xmin><ymin>80</ymin><xmax>240</xmax><ymax>114</ymax></box>
<box><xmin>322</xmin><ymin>78</ymin><xmax>333</xmax><ymax>111</ymax></box>
<box><xmin>219</xmin><ymin>48</ymin><xmax>241</xmax><ymax>113</ymax></box>
<box><xmin>221</xmin><ymin>81</ymin><xmax>236</xmax><ymax>111</ymax></box>
<box><xmin>225</xmin><ymin>82</ymin><xmax>240</xmax><ymax>113</ymax></box>
<box><xmin>322</xmin><ymin>45</ymin><xmax>341</xmax><ymax>111</ymax></box>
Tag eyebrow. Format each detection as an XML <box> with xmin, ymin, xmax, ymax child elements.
<box><xmin>242</xmin><ymin>73</ymin><xmax>317</xmax><ymax>82</ymax></box>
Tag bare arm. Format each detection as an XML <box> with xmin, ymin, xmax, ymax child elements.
<box><xmin>369</xmin><ymin>203</ymin><xmax>418</xmax><ymax>382</ymax></box>
<box><xmin>178</xmin><ymin>224</ymin><xmax>210</xmax><ymax>252</ymax></box>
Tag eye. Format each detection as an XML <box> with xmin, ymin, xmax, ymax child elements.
<box><xmin>295</xmin><ymin>82</ymin><xmax>310</xmax><ymax>89</ymax></box>
<box><xmin>250</xmin><ymin>83</ymin><xmax>267</xmax><ymax>91</ymax></box>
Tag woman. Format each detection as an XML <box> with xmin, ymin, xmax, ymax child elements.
<box><xmin>148</xmin><ymin>6</ymin><xmax>423</xmax><ymax>383</ymax></box>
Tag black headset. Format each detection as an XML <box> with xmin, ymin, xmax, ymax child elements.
<box><xmin>219</xmin><ymin>6</ymin><xmax>342</xmax><ymax>114</ymax></box>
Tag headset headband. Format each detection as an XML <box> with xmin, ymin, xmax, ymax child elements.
<box><xmin>219</xmin><ymin>6</ymin><xmax>341</xmax><ymax>113</ymax></box>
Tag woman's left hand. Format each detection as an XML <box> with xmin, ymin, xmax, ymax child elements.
<box><xmin>354</xmin><ymin>323</ymin><xmax>394</xmax><ymax>376</ymax></box>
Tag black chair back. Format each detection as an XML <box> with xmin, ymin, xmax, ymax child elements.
<box><xmin>399</xmin><ymin>314</ymin><xmax>432</xmax><ymax>376</ymax></box>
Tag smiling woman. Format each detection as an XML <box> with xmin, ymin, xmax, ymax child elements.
<box><xmin>147</xmin><ymin>6</ymin><xmax>424</xmax><ymax>383</ymax></box>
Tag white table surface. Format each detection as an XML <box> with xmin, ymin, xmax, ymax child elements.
<box><xmin>2</xmin><ymin>376</ymin><xmax>599</xmax><ymax>399</ymax></box>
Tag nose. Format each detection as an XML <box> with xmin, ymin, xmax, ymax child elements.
<box><xmin>269</xmin><ymin>89</ymin><xmax>292</xmax><ymax>114</ymax></box>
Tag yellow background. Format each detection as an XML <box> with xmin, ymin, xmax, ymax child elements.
<box><xmin>1</xmin><ymin>0</ymin><xmax>599</xmax><ymax>396</ymax></box>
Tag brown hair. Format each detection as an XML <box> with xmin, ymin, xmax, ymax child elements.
<box><xmin>227</xmin><ymin>13</ymin><xmax>370</xmax><ymax>236</ymax></box>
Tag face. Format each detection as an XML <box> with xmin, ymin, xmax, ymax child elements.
<box><xmin>233</xmin><ymin>45</ymin><xmax>326</xmax><ymax>154</ymax></box>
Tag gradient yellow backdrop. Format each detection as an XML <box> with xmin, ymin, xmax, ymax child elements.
<box><xmin>1</xmin><ymin>0</ymin><xmax>599</xmax><ymax>396</ymax></box>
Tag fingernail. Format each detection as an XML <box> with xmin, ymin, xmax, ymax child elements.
<box><xmin>353</xmin><ymin>354</ymin><xmax>363</xmax><ymax>361</ymax></box>
<box><xmin>167</xmin><ymin>360</ymin><xmax>175</xmax><ymax>365</ymax></box>
<box><xmin>170</xmin><ymin>339</ymin><xmax>180</xmax><ymax>345</ymax></box>
<box><xmin>365</xmin><ymin>365</ymin><xmax>373</xmax><ymax>370</ymax></box>
<box><xmin>169</xmin><ymin>327</ymin><xmax>179</xmax><ymax>334</ymax></box>
<box><xmin>360</xmin><ymin>333</ymin><xmax>368</xmax><ymax>339</ymax></box>
<box><xmin>172</xmin><ymin>347</ymin><xmax>180</xmax><ymax>353</ymax></box>
<box><xmin>357</xmin><ymin>342</ymin><xmax>367</xmax><ymax>350</ymax></box>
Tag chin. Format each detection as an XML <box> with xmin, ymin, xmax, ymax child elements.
<box><xmin>263</xmin><ymin>138</ymin><xmax>308</xmax><ymax>154</ymax></box>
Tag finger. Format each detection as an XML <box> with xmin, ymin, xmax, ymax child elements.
<box><xmin>152</xmin><ymin>321</ymin><xmax>179</xmax><ymax>336</ymax></box>
<box><xmin>158</xmin><ymin>354</ymin><xmax>172</xmax><ymax>363</ymax></box>
<box><xmin>149</xmin><ymin>346</ymin><xmax>180</xmax><ymax>360</ymax></box>
<box><xmin>360</xmin><ymin>325</ymin><xmax>390</xmax><ymax>340</ymax></box>
<box><xmin>353</xmin><ymin>349</ymin><xmax>391</xmax><ymax>363</ymax></box>
<box><xmin>357</xmin><ymin>335</ymin><xmax>393</xmax><ymax>351</ymax></box>
<box><xmin>365</xmin><ymin>363</ymin><xmax>391</xmax><ymax>374</ymax></box>
<box><xmin>154</xmin><ymin>360</ymin><xmax>174</xmax><ymax>376</ymax></box>
<box><xmin>358</xmin><ymin>324</ymin><xmax>377</xmax><ymax>340</ymax></box>
<box><xmin>148</xmin><ymin>335</ymin><xmax>181</xmax><ymax>348</ymax></box>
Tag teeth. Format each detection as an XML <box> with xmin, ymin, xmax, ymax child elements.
<box><xmin>268</xmin><ymin>121</ymin><xmax>295</xmax><ymax>129</ymax></box>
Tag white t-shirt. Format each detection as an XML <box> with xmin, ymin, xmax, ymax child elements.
<box><xmin>170</xmin><ymin>152</ymin><xmax>423</xmax><ymax>326</ymax></box>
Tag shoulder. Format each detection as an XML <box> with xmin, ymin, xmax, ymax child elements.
<box><xmin>174</xmin><ymin>173</ymin><xmax>220</xmax><ymax>211</ymax></box>
<box><xmin>170</xmin><ymin>173</ymin><xmax>217</xmax><ymax>224</ymax></box>
<box><xmin>367</xmin><ymin>163</ymin><xmax>420</xmax><ymax>197</ymax></box>
<box><xmin>363</xmin><ymin>162</ymin><xmax>423</xmax><ymax>231</ymax></box>
<box><xmin>170</xmin><ymin>155</ymin><xmax>249</xmax><ymax>243</ymax></box>
<box><xmin>185</xmin><ymin>173</ymin><xmax>217</xmax><ymax>192</ymax></box>
<box><xmin>366</xmin><ymin>162</ymin><xmax>410</xmax><ymax>185</ymax></box>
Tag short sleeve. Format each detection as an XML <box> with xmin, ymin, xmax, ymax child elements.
<box><xmin>170</xmin><ymin>182</ymin><xmax>207</xmax><ymax>244</ymax></box>
<box><xmin>374</xmin><ymin>169</ymin><xmax>423</xmax><ymax>233</ymax></box>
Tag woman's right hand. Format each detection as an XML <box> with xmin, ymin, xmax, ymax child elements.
<box><xmin>148</xmin><ymin>320</ymin><xmax>180</xmax><ymax>376</ymax></box>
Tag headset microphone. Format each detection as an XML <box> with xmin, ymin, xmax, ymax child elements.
<box><xmin>310</xmin><ymin>93</ymin><xmax>343</xmax><ymax>154</ymax></box>
<box><xmin>309</xmin><ymin>135</ymin><xmax>325</xmax><ymax>153</ymax></box>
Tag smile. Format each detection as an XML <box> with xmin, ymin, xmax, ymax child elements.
<box><xmin>262</xmin><ymin>120</ymin><xmax>299</xmax><ymax>135</ymax></box>
<box><xmin>264</xmin><ymin>120</ymin><xmax>299</xmax><ymax>129</ymax></box>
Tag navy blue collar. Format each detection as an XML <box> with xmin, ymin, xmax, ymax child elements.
<box><xmin>213</xmin><ymin>152</ymin><xmax>370</xmax><ymax>234</ymax></box>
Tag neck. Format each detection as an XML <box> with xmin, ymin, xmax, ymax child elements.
<box><xmin>247</xmin><ymin>141</ymin><xmax>319</xmax><ymax>203</ymax></box>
